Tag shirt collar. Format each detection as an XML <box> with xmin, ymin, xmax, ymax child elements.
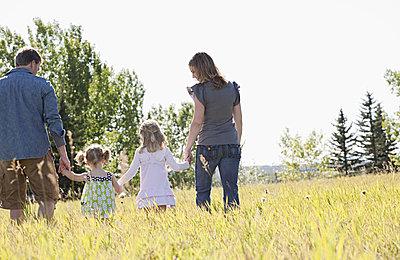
<box><xmin>6</xmin><ymin>67</ymin><xmax>33</xmax><ymax>76</ymax></box>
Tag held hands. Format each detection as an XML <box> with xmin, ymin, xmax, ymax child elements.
<box><xmin>59</xmin><ymin>155</ymin><xmax>71</xmax><ymax>173</ymax></box>
<box><xmin>183</xmin><ymin>147</ymin><xmax>193</xmax><ymax>164</ymax></box>
<box><xmin>57</xmin><ymin>145</ymin><xmax>71</xmax><ymax>173</ymax></box>
<box><xmin>60</xmin><ymin>169</ymin><xmax>69</xmax><ymax>176</ymax></box>
<box><xmin>115</xmin><ymin>183</ymin><xmax>124</xmax><ymax>194</ymax></box>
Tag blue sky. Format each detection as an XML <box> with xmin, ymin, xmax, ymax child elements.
<box><xmin>1</xmin><ymin>0</ymin><xmax>400</xmax><ymax>165</ymax></box>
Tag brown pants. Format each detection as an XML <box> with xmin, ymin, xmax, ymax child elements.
<box><xmin>0</xmin><ymin>151</ymin><xmax>59</xmax><ymax>209</ymax></box>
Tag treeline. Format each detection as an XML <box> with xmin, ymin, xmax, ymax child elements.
<box><xmin>0</xmin><ymin>19</ymin><xmax>194</xmax><ymax>197</ymax></box>
<box><xmin>280</xmin><ymin>90</ymin><xmax>400</xmax><ymax>178</ymax></box>
<box><xmin>330</xmin><ymin>92</ymin><xmax>397</xmax><ymax>174</ymax></box>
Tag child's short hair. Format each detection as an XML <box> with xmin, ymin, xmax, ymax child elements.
<box><xmin>75</xmin><ymin>144</ymin><xmax>111</xmax><ymax>166</ymax></box>
<box><xmin>139</xmin><ymin>120</ymin><xmax>166</xmax><ymax>153</ymax></box>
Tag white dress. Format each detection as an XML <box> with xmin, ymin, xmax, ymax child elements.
<box><xmin>117</xmin><ymin>147</ymin><xmax>189</xmax><ymax>208</ymax></box>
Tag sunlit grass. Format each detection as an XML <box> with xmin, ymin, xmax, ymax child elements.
<box><xmin>1</xmin><ymin>173</ymin><xmax>399</xmax><ymax>259</ymax></box>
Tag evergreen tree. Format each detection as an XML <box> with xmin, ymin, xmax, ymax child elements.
<box><xmin>356</xmin><ymin>92</ymin><xmax>397</xmax><ymax>171</ymax></box>
<box><xmin>374</xmin><ymin>104</ymin><xmax>397</xmax><ymax>169</ymax></box>
<box><xmin>357</xmin><ymin>92</ymin><xmax>378</xmax><ymax>170</ymax></box>
<box><xmin>329</xmin><ymin>109</ymin><xmax>358</xmax><ymax>175</ymax></box>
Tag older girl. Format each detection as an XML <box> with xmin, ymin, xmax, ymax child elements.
<box><xmin>118</xmin><ymin>120</ymin><xmax>189</xmax><ymax>210</ymax></box>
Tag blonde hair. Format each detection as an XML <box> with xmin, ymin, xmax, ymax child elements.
<box><xmin>75</xmin><ymin>144</ymin><xmax>111</xmax><ymax>166</ymax></box>
<box><xmin>139</xmin><ymin>120</ymin><xmax>166</xmax><ymax>153</ymax></box>
<box><xmin>189</xmin><ymin>52</ymin><xmax>227</xmax><ymax>89</ymax></box>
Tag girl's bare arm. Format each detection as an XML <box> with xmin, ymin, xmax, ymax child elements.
<box><xmin>112</xmin><ymin>175</ymin><xmax>123</xmax><ymax>194</ymax></box>
<box><xmin>61</xmin><ymin>170</ymin><xmax>88</xmax><ymax>182</ymax></box>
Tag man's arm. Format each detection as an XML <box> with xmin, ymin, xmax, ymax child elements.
<box><xmin>42</xmin><ymin>82</ymin><xmax>70</xmax><ymax>172</ymax></box>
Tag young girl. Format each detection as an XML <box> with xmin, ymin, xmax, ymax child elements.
<box><xmin>62</xmin><ymin>144</ymin><xmax>123</xmax><ymax>218</ymax></box>
<box><xmin>118</xmin><ymin>120</ymin><xmax>189</xmax><ymax>210</ymax></box>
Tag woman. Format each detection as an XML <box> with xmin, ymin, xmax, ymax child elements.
<box><xmin>184</xmin><ymin>52</ymin><xmax>242</xmax><ymax>211</ymax></box>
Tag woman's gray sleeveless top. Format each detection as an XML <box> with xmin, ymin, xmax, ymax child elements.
<box><xmin>191</xmin><ymin>81</ymin><xmax>240</xmax><ymax>145</ymax></box>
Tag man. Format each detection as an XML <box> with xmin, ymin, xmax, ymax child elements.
<box><xmin>0</xmin><ymin>47</ymin><xmax>71</xmax><ymax>222</ymax></box>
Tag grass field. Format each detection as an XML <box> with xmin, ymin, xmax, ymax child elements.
<box><xmin>0</xmin><ymin>174</ymin><xmax>399</xmax><ymax>259</ymax></box>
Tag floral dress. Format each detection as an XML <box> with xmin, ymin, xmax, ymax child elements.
<box><xmin>80</xmin><ymin>172</ymin><xmax>116</xmax><ymax>218</ymax></box>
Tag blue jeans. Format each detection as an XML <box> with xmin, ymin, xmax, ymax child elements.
<box><xmin>195</xmin><ymin>144</ymin><xmax>241</xmax><ymax>211</ymax></box>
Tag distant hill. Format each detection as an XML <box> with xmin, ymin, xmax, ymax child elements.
<box><xmin>242</xmin><ymin>165</ymin><xmax>284</xmax><ymax>174</ymax></box>
<box><xmin>259</xmin><ymin>165</ymin><xmax>284</xmax><ymax>174</ymax></box>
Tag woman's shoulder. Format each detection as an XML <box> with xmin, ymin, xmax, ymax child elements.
<box><xmin>191</xmin><ymin>81</ymin><xmax>214</xmax><ymax>90</ymax></box>
<box><xmin>191</xmin><ymin>82</ymin><xmax>205</xmax><ymax>88</ymax></box>
<box><xmin>231</xmin><ymin>81</ymin><xmax>240</xmax><ymax>90</ymax></box>
<box><xmin>190</xmin><ymin>83</ymin><xmax>204</xmax><ymax>94</ymax></box>
<box><xmin>224</xmin><ymin>81</ymin><xmax>240</xmax><ymax>96</ymax></box>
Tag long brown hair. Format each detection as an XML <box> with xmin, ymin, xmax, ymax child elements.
<box><xmin>189</xmin><ymin>52</ymin><xmax>227</xmax><ymax>89</ymax></box>
<box><xmin>139</xmin><ymin>120</ymin><xmax>166</xmax><ymax>153</ymax></box>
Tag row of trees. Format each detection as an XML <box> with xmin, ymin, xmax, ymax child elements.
<box><xmin>3</xmin><ymin>19</ymin><xmax>400</xmax><ymax>189</ymax></box>
<box><xmin>280</xmin><ymin>91</ymin><xmax>399</xmax><ymax>178</ymax></box>
<box><xmin>330</xmin><ymin>92</ymin><xmax>397</xmax><ymax>175</ymax></box>
<box><xmin>0</xmin><ymin>20</ymin><xmax>194</xmax><ymax>196</ymax></box>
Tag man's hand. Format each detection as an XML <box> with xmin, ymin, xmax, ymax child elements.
<box><xmin>59</xmin><ymin>155</ymin><xmax>71</xmax><ymax>173</ymax></box>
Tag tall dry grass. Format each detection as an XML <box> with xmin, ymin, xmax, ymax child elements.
<box><xmin>0</xmin><ymin>173</ymin><xmax>399</xmax><ymax>259</ymax></box>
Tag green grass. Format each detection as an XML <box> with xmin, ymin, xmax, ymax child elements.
<box><xmin>1</xmin><ymin>174</ymin><xmax>400</xmax><ymax>259</ymax></box>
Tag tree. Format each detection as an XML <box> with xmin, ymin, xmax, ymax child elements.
<box><xmin>384</xmin><ymin>69</ymin><xmax>400</xmax><ymax>168</ymax></box>
<box><xmin>0</xmin><ymin>27</ymin><xmax>25</xmax><ymax>75</ymax></box>
<box><xmin>385</xmin><ymin>69</ymin><xmax>400</xmax><ymax>96</ymax></box>
<box><xmin>279</xmin><ymin>128</ymin><xmax>328</xmax><ymax>179</ymax></box>
<box><xmin>356</xmin><ymin>92</ymin><xmax>397</xmax><ymax>172</ymax></box>
<box><xmin>356</xmin><ymin>92</ymin><xmax>378</xmax><ymax>170</ymax></box>
<box><xmin>279</xmin><ymin>128</ymin><xmax>303</xmax><ymax>174</ymax></box>
<box><xmin>113</xmin><ymin>69</ymin><xmax>145</xmax><ymax>158</ymax></box>
<box><xmin>0</xmin><ymin>20</ymin><xmax>146</xmax><ymax>197</ymax></box>
<box><xmin>329</xmin><ymin>109</ymin><xmax>359</xmax><ymax>175</ymax></box>
<box><xmin>374</xmin><ymin>104</ymin><xmax>397</xmax><ymax>170</ymax></box>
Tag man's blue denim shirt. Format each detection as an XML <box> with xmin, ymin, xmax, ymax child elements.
<box><xmin>0</xmin><ymin>68</ymin><xmax>66</xmax><ymax>160</ymax></box>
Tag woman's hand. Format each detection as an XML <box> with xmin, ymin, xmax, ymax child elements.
<box><xmin>184</xmin><ymin>147</ymin><xmax>193</xmax><ymax>164</ymax></box>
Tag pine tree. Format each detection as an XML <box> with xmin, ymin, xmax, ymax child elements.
<box><xmin>329</xmin><ymin>109</ymin><xmax>358</xmax><ymax>175</ymax></box>
<box><xmin>357</xmin><ymin>92</ymin><xmax>378</xmax><ymax>170</ymax></box>
<box><xmin>374</xmin><ymin>104</ymin><xmax>397</xmax><ymax>170</ymax></box>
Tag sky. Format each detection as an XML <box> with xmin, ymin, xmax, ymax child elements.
<box><xmin>1</xmin><ymin>0</ymin><xmax>400</xmax><ymax>166</ymax></box>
